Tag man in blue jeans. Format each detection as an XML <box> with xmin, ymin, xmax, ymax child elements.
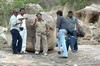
<box><xmin>66</xmin><ymin>11</ymin><xmax>79</xmax><ymax>52</ymax></box>
<box><xmin>56</xmin><ymin>10</ymin><xmax>69</xmax><ymax>58</ymax></box>
<box><xmin>9</xmin><ymin>9</ymin><xmax>22</xmax><ymax>54</ymax></box>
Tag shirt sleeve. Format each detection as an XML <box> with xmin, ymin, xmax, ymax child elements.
<box><xmin>56</xmin><ymin>17</ymin><xmax>62</xmax><ymax>28</ymax></box>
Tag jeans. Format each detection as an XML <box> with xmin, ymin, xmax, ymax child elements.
<box><xmin>58</xmin><ymin>29</ymin><xmax>68</xmax><ymax>57</ymax></box>
<box><xmin>10</xmin><ymin>29</ymin><xmax>22</xmax><ymax>53</ymax></box>
<box><xmin>66</xmin><ymin>31</ymin><xmax>78</xmax><ymax>51</ymax></box>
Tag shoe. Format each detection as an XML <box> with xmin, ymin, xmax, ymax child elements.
<box><xmin>72</xmin><ymin>50</ymin><xmax>77</xmax><ymax>53</ymax></box>
<box><xmin>21</xmin><ymin>51</ymin><xmax>27</xmax><ymax>54</ymax></box>
<box><xmin>13</xmin><ymin>52</ymin><xmax>18</xmax><ymax>54</ymax></box>
<box><xmin>44</xmin><ymin>53</ymin><xmax>48</xmax><ymax>56</ymax></box>
<box><xmin>59</xmin><ymin>56</ymin><xmax>67</xmax><ymax>58</ymax></box>
<box><xmin>58</xmin><ymin>51</ymin><xmax>61</xmax><ymax>54</ymax></box>
<box><xmin>35</xmin><ymin>51</ymin><xmax>39</xmax><ymax>55</ymax></box>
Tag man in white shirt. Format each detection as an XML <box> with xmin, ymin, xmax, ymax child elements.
<box><xmin>9</xmin><ymin>9</ymin><xmax>22</xmax><ymax>54</ymax></box>
<box><xmin>17</xmin><ymin>8</ymin><xmax>27</xmax><ymax>53</ymax></box>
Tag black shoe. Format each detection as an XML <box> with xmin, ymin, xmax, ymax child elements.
<box><xmin>72</xmin><ymin>50</ymin><xmax>77</xmax><ymax>53</ymax></box>
<box><xmin>13</xmin><ymin>52</ymin><xmax>18</xmax><ymax>54</ymax></box>
<box><xmin>58</xmin><ymin>51</ymin><xmax>61</xmax><ymax>54</ymax></box>
<box><xmin>59</xmin><ymin>56</ymin><xmax>67</xmax><ymax>58</ymax></box>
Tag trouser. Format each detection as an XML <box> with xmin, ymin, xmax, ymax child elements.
<box><xmin>35</xmin><ymin>33</ymin><xmax>48</xmax><ymax>54</ymax></box>
<box><xmin>20</xmin><ymin>29</ymin><xmax>27</xmax><ymax>52</ymax></box>
<box><xmin>66</xmin><ymin>31</ymin><xmax>78</xmax><ymax>51</ymax></box>
<box><xmin>58</xmin><ymin>29</ymin><xmax>68</xmax><ymax>57</ymax></box>
<box><xmin>10</xmin><ymin>29</ymin><xmax>22</xmax><ymax>53</ymax></box>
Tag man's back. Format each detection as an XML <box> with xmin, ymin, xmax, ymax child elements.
<box><xmin>56</xmin><ymin>16</ymin><xmax>69</xmax><ymax>30</ymax></box>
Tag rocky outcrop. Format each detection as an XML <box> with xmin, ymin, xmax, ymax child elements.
<box><xmin>75</xmin><ymin>4</ymin><xmax>100</xmax><ymax>24</ymax></box>
<box><xmin>25</xmin><ymin>4</ymin><xmax>43</xmax><ymax>14</ymax></box>
<box><xmin>24</xmin><ymin>12</ymin><xmax>56</xmax><ymax>52</ymax></box>
<box><xmin>0</xmin><ymin>26</ymin><xmax>8</xmax><ymax>49</ymax></box>
<box><xmin>75</xmin><ymin>4</ymin><xmax>100</xmax><ymax>45</ymax></box>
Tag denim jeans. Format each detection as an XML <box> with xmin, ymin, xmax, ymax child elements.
<box><xmin>10</xmin><ymin>29</ymin><xmax>22</xmax><ymax>53</ymax></box>
<box><xmin>66</xmin><ymin>31</ymin><xmax>78</xmax><ymax>51</ymax></box>
<box><xmin>58</xmin><ymin>29</ymin><xmax>68</xmax><ymax>57</ymax></box>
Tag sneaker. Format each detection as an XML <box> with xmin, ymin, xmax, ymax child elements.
<box><xmin>21</xmin><ymin>51</ymin><xmax>27</xmax><ymax>54</ymax></box>
<box><xmin>44</xmin><ymin>53</ymin><xmax>48</xmax><ymax>56</ymax></box>
<box><xmin>35</xmin><ymin>51</ymin><xmax>39</xmax><ymax>55</ymax></box>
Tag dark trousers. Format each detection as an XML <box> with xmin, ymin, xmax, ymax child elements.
<box><xmin>66</xmin><ymin>31</ymin><xmax>78</xmax><ymax>51</ymax></box>
<box><xmin>10</xmin><ymin>29</ymin><xmax>22</xmax><ymax>53</ymax></box>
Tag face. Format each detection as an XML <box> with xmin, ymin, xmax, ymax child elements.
<box><xmin>68</xmin><ymin>13</ymin><xmax>73</xmax><ymax>18</ymax></box>
<box><xmin>14</xmin><ymin>12</ymin><xmax>18</xmax><ymax>16</ymax></box>
<box><xmin>13</xmin><ymin>10</ymin><xmax>19</xmax><ymax>16</ymax></box>
<box><xmin>37</xmin><ymin>14</ymin><xmax>42</xmax><ymax>20</ymax></box>
<box><xmin>20</xmin><ymin>9</ymin><xmax>25</xmax><ymax>15</ymax></box>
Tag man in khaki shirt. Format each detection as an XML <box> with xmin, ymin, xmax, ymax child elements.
<box><xmin>33</xmin><ymin>13</ymin><xmax>49</xmax><ymax>56</ymax></box>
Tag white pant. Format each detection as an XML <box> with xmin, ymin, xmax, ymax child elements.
<box><xmin>20</xmin><ymin>29</ymin><xmax>27</xmax><ymax>52</ymax></box>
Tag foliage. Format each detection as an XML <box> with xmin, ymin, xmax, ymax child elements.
<box><xmin>60</xmin><ymin>0</ymin><xmax>89</xmax><ymax>10</ymax></box>
<box><xmin>0</xmin><ymin>0</ymin><xmax>42</xmax><ymax>27</ymax></box>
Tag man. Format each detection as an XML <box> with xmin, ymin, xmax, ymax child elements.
<box><xmin>34</xmin><ymin>13</ymin><xmax>49</xmax><ymax>56</ymax></box>
<box><xmin>66</xmin><ymin>11</ymin><xmax>79</xmax><ymax>52</ymax></box>
<box><xmin>17</xmin><ymin>8</ymin><xmax>27</xmax><ymax>53</ymax></box>
<box><xmin>9</xmin><ymin>9</ymin><xmax>22</xmax><ymax>54</ymax></box>
<box><xmin>56</xmin><ymin>10</ymin><xmax>69</xmax><ymax>58</ymax></box>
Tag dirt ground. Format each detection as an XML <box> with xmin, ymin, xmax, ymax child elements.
<box><xmin>0</xmin><ymin>45</ymin><xmax>100</xmax><ymax>66</ymax></box>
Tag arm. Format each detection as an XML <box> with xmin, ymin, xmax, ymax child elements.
<box><xmin>18</xmin><ymin>18</ymin><xmax>27</xmax><ymax>21</ymax></box>
<box><xmin>32</xmin><ymin>18</ymin><xmax>38</xmax><ymax>27</ymax></box>
<box><xmin>56</xmin><ymin>17</ymin><xmax>62</xmax><ymax>38</ymax></box>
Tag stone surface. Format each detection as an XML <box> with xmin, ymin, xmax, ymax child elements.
<box><xmin>24</xmin><ymin>12</ymin><xmax>56</xmax><ymax>52</ymax></box>
<box><xmin>0</xmin><ymin>45</ymin><xmax>100</xmax><ymax>66</ymax></box>
<box><xmin>75</xmin><ymin>4</ymin><xmax>100</xmax><ymax>23</ymax></box>
<box><xmin>0</xmin><ymin>26</ymin><xmax>8</xmax><ymax>49</ymax></box>
<box><xmin>25</xmin><ymin>4</ymin><xmax>43</xmax><ymax>14</ymax></box>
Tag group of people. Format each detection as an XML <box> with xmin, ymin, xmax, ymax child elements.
<box><xmin>9</xmin><ymin>8</ymin><xmax>49</xmax><ymax>56</ymax></box>
<box><xmin>56</xmin><ymin>11</ymin><xmax>79</xmax><ymax>58</ymax></box>
<box><xmin>9</xmin><ymin>8</ymin><xmax>79</xmax><ymax>58</ymax></box>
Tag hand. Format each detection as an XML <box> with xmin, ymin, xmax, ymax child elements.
<box><xmin>56</xmin><ymin>33</ymin><xmax>59</xmax><ymax>38</ymax></box>
<box><xmin>24</xmin><ymin>18</ymin><xmax>27</xmax><ymax>20</ymax></box>
<box><xmin>35</xmin><ymin>18</ymin><xmax>38</xmax><ymax>22</ymax></box>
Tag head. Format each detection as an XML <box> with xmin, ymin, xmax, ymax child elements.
<box><xmin>56</xmin><ymin>10</ymin><xmax>63</xmax><ymax>17</ymax></box>
<box><xmin>68</xmin><ymin>11</ymin><xmax>73</xmax><ymax>18</ymax></box>
<box><xmin>36</xmin><ymin>13</ymin><xmax>42</xmax><ymax>20</ymax></box>
<box><xmin>20</xmin><ymin>8</ymin><xmax>26</xmax><ymax>15</ymax></box>
<box><xmin>12</xmin><ymin>9</ymin><xmax>19</xmax><ymax>16</ymax></box>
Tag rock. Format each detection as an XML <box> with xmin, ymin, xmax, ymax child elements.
<box><xmin>24</xmin><ymin>12</ymin><xmax>56</xmax><ymax>52</ymax></box>
<box><xmin>0</xmin><ymin>26</ymin><xmax>8</xmax><ymax>49</ymax></box>
<box><xmin>75</xmin><ymin>4</ymin><xmax>100</xmax><ymax>24</ymax></box>
<box><xmin>25</xmin><ymin>4</ymin><xmax>43</xmax><ymax>14</ymax></box>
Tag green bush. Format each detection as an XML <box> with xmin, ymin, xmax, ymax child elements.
<box><xmin>60</xmin><ymin>0</ymin><xmax>89</xmax><ymax>10</ymax></box>
<box><xmin>0</xmin><ymin>0</ymin><xmax>42</xmax><ymax>27</ymax></box>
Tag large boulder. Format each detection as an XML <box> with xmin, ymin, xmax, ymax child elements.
<box><xmin>75</xmin><ymin>4</ymin><xmax>100</xmax><ymax>24</ymax></box>
<box><xmin>24</xmin><ymin>12</ymin><xmax>56</xmax><ymax>52</ymax></box>
<box><xmin>25</xmin><ymin>4</ymin><xmax>43</xmax><ymax>14</ymax></box>
<box><xmin>0</xmin><ymin>26</ymin><xmax>8</xmax><ymax>49</ymax></box>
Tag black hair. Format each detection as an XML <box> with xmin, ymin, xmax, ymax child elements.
<box><xmin>36</xmin><ymin>13</ymin><xmax>42</xmax><ymax>16</ymax></box>
<box><xmin>20</xmin><ymin>8</ymin><xmax>25</xmax><ymax>12</ymax></box>
<box><xmin>68</xmin><ymin>11</ymin><xmax>73</xmax><ymax>14</ymax></box>
<box><xmin>56</xmin><ymin>10</ymin><xmax>63</xmax><ymax>16</ymax></box>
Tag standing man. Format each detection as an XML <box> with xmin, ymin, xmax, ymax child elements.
<box><xmin>34</xmin><ymin>13</ymin><xmax>49</xmax><ymax>56</ymax></box>
<box><xmin>66</xmin><ymin>11</ymin><xmax>79</xmax><ymax>52</ymax></box>
<box><xmin>17</xmin><ymin>8</ymin><xmax>27</xmax><ymax>53</ymax></box>
<box><xmin>56</xmin><ymin>10</ymin><xmax>69</xmax><ymax>58</ymax></box>
<box><xmin>9</xmin><ymin>9</ymin><xmax>22</xmax><ymax>54</ymax></box>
